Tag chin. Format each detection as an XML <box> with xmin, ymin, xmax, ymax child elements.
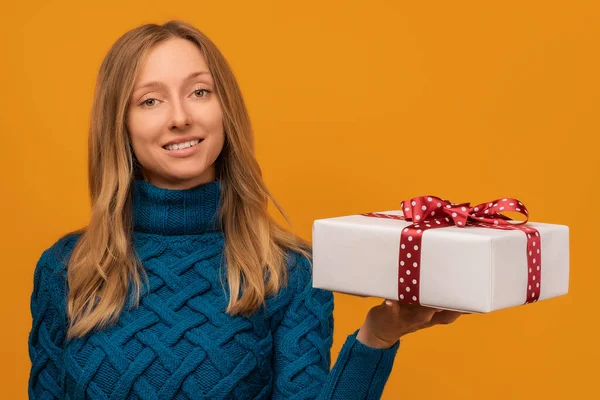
<box><xmin>167</xmin><ymin>167</ymin><xmax>214</xmax><ymax>184</ymax></box>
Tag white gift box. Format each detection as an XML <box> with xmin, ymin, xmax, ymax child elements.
<box><xmin>312</xmin><ymin>210</ymin><xmax>570</xmax><ymax>313</ymax></box>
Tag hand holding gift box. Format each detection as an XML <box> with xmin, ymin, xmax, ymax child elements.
<box><xmin>312</xmin><ymin>195</ymin><xmax>569</xmax><ymax>314</ymax></box>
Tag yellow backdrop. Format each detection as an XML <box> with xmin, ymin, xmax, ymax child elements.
<box><xmin>2</xmin><ymin>1</ymin><xmax>598</xmax><ymax>399</ymax></box>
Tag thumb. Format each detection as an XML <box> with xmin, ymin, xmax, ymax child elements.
<box><xmin>385</xmin><ymin>299</ymin><xmax>403</xmax><ymax>308</ymax></box>
<box><xmin>384</xmin><ymin>299</ymin><xmax>401</xmax><ymax>311</ymax></box>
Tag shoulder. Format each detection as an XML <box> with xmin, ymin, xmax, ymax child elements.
<box><xmin>40</xmin><ymin>231</ymin><xmax>82</xmax><ymax>271</ymax></box>
<box><xmin>284</xmin><ymin>247</ymin><xmax>333</xmax><ymax>305</ymax></box>
<box><xmin>267</xmin><ymin>247</ymin><xmax>334</xmax><ymax>330</ymax></box>
<box><xmin>33</xmin><ymin>231</ymin><xmax>83</xmax><ymax>297</ymax></box>
<box><xmin>284</xmin><ymin>248</ymin><xmax>313</xmax><ymax>290</ymax></box>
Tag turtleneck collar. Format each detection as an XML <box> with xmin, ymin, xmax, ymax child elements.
<box><xmin>132</xmin><ymin>179</ymin><xmax>222</xmax><ymax>235</ymax></box>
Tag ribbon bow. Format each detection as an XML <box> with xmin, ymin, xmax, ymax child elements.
<box><xmin>362</xmin><ymin>196</ymin><xmax>541</xmax><ymax>306</ymax></box>
<box><xmin>400</xmin><ymin>195</ymin><xmax>529</xmax><ymax>229</ymax></box>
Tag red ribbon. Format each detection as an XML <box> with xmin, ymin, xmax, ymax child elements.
<box><xmin>361</xmin><ymin>196</ymin><xmax>541</xmax><ymax>306</ymax></box>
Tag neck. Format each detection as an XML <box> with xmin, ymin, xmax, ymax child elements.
<box><xmin>142</xmin><ymin>167</ymin><xmax>216</xmax><ymax>190</ymax></box>
<box><xmin>132</xmin><ymin>178</ymin><xmax>223</xmax><ymax>236</ymax></box>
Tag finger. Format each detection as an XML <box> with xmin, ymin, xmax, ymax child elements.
<box><xmin>384</xmin><ymin>302</ymin><xmax>445</xmax><ymax>324</ymax></box>
<box><xmin>383</xmin><ymin>300</ymin><xmax>404</xmax><ymax>315</ymax></box>
<box><xmin>399</xmin><ymin>304</ymin><xmax>438</xmax><ymax>325</ymax></box>
<box><xmin>398</xmin><ymin>303</ymin><xmax>440</xmax><ymax>312</ymax></box>
<box><xmin>430</xmin><ymin>310</ymin><xmax>463</xmax><ymax>325</ymax></box>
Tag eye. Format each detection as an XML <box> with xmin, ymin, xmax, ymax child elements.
<box><xmin>193</xmin><ymin>88</ymin><xmax>212</xmax><ymax>98</ymax></box>
<box><xmin>138</xmin><ymin>98</ymin><xmax>159</xmax><ymax>108</ymax></box>
<box><xmin>137</xmin><ymin>88</ymin><xmax>211</xmax><ymax>108</ymax></box>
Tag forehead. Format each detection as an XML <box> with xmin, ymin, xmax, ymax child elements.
<box><xmin>135</xmin><ymin>38</ymin><xmax>212</xmax><ymax>83</ymax></box>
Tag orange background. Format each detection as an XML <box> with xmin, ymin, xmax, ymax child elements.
<box><xmin>2</xmin><ymin>1</ymin><xmax>598</xmax><ymax>399</ymax></box>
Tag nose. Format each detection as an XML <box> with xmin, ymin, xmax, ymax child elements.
<box><xmin>169</xmin><ymin>98</ymin><xmax>192</xmax><ymax>130</ymax></box>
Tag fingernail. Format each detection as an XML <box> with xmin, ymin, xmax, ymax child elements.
<box><xmin>385</xmin><ymin>300</ymin><xmax>393</xmax><ymax>306</ymax></box>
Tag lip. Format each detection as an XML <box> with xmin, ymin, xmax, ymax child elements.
<box><xmin>162</xmin><ymin>138</ymin><xmax>204</xmax><ymax>158</ymax></box>
<box><xmin>162</xmin><ymin>136</ymin><xmax>204</xmax><ymax>147</ymax></box>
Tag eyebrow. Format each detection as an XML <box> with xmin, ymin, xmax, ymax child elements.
<box><xmin>133</xmin><ymin>71</ymin><xmax>212</xmax><ymax>93</ymax></box>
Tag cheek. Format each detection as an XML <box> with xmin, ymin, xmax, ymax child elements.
<box><xmin>197</xmin><ymin>104</ymin><xmax>225</xmax><ymax>148</ymax></box>
<box><xmin>128</xmin><ymin>112</ymin><xmax>163</xmax><ymax>146</ymax></box>
<box><xmin>198</xmin><ymin>102</ymin><xmax>224</xmax><ymax>130</ymax></box>
<box><xmin>209</xmin><ymin>113</ymin><xmax>226</xmax><ymax>152</ymax></box>
<box><xmin>200</xmin><ymin>128</ymin><xmax>225</xmax><ymax>163</ymax></box>
<box><xmin>127</xmin><ymin>113</ymin><xmax>165</xmax><ymax>169</ymax></box>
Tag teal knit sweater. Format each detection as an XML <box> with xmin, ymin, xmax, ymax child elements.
<box><xmin>28</xmin><ymin>179</ymin><xmax>400</xmax><ymax>399</ymax></box>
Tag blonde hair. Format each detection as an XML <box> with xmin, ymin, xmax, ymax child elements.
<box><xmin>65</xmin><ymin>20</ymin><xmax>311</xmax><ymax>340</ymax></box>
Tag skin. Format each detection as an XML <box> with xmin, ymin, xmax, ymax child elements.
<box><xmin>127</xmin><ymin>37</ymin><xmax>464</xmax><ymax>349</ymax></box>
<box><xmin>127</xmin><ymin>37</ymin><xmax>225</xmax><ymax>190</ymax></box>
<box><xmin>357</xmin><ymin>301</ymin><xmax>465</xmax><ymax>349</ymax></box>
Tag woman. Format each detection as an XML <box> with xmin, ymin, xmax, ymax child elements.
<box><xmin>28</xmin><ymin>20</ymin><xmax>462</xmax><ymax>399</ymax></box>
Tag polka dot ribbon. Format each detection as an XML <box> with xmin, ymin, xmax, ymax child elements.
<box><xmin>361</xmin><ymin>196</ymin><xmax>541</xmax><ymax>305</ymax></box>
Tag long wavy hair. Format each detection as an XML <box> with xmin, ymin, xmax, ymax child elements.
<box><xmin>65</xmin><ymin>20</ymin><xmax>311</xmax><ymax>340</ymax></box>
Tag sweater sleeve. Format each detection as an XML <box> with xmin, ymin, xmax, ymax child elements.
<box><xmin>28</xmin><ymin>247</ymin><xmax>68</xmax><ymax>399</ymax></box>
<box><xmin>271</xmin><ymin>253</ymin><xmax>400</xmax><ymax>400</ymax></box>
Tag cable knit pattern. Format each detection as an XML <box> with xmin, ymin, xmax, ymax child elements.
<box><xmin>28</xmin><ymin>179</ymin><xmax>400</xmax><ymax>399</ymax></box>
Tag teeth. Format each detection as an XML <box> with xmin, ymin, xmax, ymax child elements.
<box><xmin>165</xmin><ymin>139</ymin><xmax>200</xmax><ymax>151</ymax></box>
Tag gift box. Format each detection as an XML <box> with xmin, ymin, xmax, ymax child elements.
<box><xmin>311</xmin><ymin>196</ymin><xmax>570</xmax><ymax>313</ymax></box>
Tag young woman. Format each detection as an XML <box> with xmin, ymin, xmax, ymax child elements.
<box><xmin>28</xmin><ymin>20</ymin><xmax>463</xmax><ymax>399</ymax></box>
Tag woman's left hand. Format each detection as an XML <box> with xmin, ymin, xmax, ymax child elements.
<box><xmin>356</xmin><ymin>299</ymin><xmax>466</xmax><ymax>349</ymax></box>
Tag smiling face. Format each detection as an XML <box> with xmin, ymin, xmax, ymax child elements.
<box><xmin>127</xmin><ymin>37</ymin><xmax>225</xmax><ymax>190</ymax></box>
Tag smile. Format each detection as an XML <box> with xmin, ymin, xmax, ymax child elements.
<box><xmin>163</xmin><ymin>139</ymin><xmax>202</xmax><ymax>151</ymax></box>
